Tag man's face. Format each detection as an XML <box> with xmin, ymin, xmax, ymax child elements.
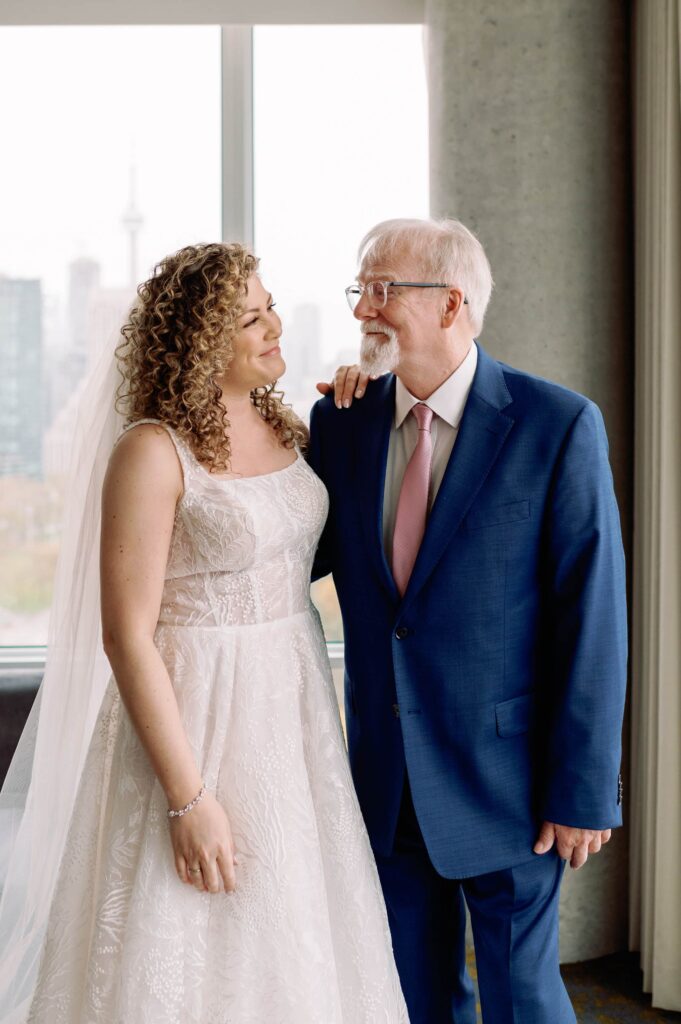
<box><xmin>354</xmin><ymin>249</ymin><xmax>443</xmax><ymax>375</ymax></box>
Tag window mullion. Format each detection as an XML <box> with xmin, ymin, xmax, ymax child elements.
<box><xmin>220</xmin><ymin>25</ymin><xmax>254</xmax><ymax>248</ymax></box>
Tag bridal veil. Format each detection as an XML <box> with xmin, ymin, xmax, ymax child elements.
<box><xmin>0</xmin><ymin>334</ymin><xmax>124</xmax><ymax>1023</ymax></box>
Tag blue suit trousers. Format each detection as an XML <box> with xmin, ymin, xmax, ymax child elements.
<box><xmin>376</xmin><ymin>779</ymin><xmax>577</xmax><ymax>1024</ymax></box>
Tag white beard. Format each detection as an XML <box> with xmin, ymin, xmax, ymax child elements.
<box><xmin>359</xmin><ymin>325</ymin><xmax>400</xmax><ymax>376</ymax></box>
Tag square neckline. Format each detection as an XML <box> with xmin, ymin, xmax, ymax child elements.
<box><xmin>120</xmin><ymin>419</ymin><xmax>302</xmax><ymax>485</ymax></box>
<box><xmin>192</xmin><ymin>449</ymin><xmax>301</xmax><ymax>485</ymax></box>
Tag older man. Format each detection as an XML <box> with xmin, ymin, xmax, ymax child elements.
<box><xmin>309</xmin><ymin>218</ymin><xmax>627</xmax><ymax>1024</ymax></box>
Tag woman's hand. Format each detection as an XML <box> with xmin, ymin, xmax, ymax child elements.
<box><xmin>170</xmin><ymin>791</ymin><xmax>238</xmax><ymax>894</ymax></box>
<box><xmin>316</xmin><ymin>365</ymin><xmax>374</xmax><ymax>408</ymax></box>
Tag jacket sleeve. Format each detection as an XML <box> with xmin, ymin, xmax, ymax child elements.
<box><xmin>541</xmin><ymin>400</ymin><xmax>628</xmax><ymax>830</ymax></box>
<box><xmin>307</xmin><ymin>399</ymin><xmax>334</xmax><ymax>582</ymax></box>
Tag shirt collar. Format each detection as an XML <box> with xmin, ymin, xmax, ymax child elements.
<box><xmin>394</xmin><ymin>341</ymin><xmax>478</xmax><ymax>429</ymax></box>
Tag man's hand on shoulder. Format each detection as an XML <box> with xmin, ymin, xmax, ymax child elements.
<box><xmin>533</xmin><ymin>821</ymin><xmax>612</xmax><ymax>870</ymax></box>
<box><xmin>316</xmin><ymin>365</ymin><xmax>377</xmax><ymax>409</ymax></box>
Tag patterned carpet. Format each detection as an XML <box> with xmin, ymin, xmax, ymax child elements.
<box><xmin>466</xmin><ymin>950</ymin><xmax>681</xmax><ymax>1022</ymax></box>
<box><xmin>562</xmin><ymin>955</ymin><xmax>681</xmax><ymax>1023</ymax></box>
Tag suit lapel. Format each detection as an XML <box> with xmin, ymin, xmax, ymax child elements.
<box><xmin>400</xmin><ymin>345</ymin><xmax>515</xmax><ymax>613</ymax></box>
<box><xmin>355</xmin><ymin>375</ymin><xmax>400</xmax><ymax>602</ymax></box>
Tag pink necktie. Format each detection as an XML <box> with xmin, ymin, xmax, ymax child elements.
<box><xmin>392</xmin><ymin>403</ymin><xmax>434</xmax><ymax>596</ymax></box>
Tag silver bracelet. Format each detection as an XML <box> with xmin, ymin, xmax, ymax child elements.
<box><xmin>167</xmin><ymin>783</ymin><xmax>206</xmax><ymax>819</ymax></box>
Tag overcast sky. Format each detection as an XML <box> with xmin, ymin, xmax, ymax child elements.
<box><xmin>0</xmin><ymin>24</ymin><xmax>428</xmax><ymax>362</ymax></box>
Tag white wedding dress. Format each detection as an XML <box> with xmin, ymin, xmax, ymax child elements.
<box><xmin>26</xmin><ymin>420</ymin><xmax>408</xmax><ymax>1024</ymax></box>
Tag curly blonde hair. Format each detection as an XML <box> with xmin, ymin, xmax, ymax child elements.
<box><xmin>115</xmin><ymin>242</ymin><xmax>308</xmax><ymax>474</ymax></box>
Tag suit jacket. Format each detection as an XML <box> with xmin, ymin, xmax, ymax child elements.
<box><xmin>308</xmin><ymin>343</ymin><xmax>627</xmax><ymax>879</ymax></box>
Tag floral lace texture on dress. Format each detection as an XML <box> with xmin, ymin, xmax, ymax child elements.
<box><xmin>26</xmin><ymin>419</ymin><xmax>408</xmax><ymax>1024</ymax></box>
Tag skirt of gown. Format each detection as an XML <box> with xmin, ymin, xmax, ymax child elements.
<box><xmin>26</xmin><ymin>606</ymin><xmax>408</xmax><ymax>1024</ymax></box>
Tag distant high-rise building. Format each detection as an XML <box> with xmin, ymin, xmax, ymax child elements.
<box><xmin>44</xmin><ymin>162</ymin><xmax>143</xmax><ymax>473</ymax></box>
<box><xmin>122</xmin><ymin>165</ymin><xmax>144</xmax><ymax>290</ymax></box>
<box><xmin>68</xmin><ymin>257</ymin><xmax>100</xmax><ymax>352</ymax></box>
<box><xmin>43</xmin><ymin>285</ymin><xmax>135</xmax><ymax>477</ymax></box>
<box><xmin>0</xmin><ymin>276</ymin><xmax>43</xmax><ymax>478</ymax></box>
<box><xmin>284</xmin><ymin>303</ymin><xmax>322</xmax><ymax>402</ymax></box>
<box><xmin>42</xmin><ymin>292</ymin><xmax>69</xmax><ymax>429</ymax></box>
<box><xmin>54</xmin><ymin>256</ymin><xmax>102</xmax><ymax>417</ymax></box>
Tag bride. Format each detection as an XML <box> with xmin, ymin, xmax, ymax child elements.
<box><xmin>0</xmin><ymin>243</ymin><xmax>407</xmax><ymax>1023</ymax></box>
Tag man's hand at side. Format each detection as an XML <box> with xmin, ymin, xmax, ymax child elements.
<box><xmin>534</xmin><ymin>821</ymin><xmax>612</xmax><ymax>870</ymax></box>
<box><xmin>316</xmin><ymin>365</ymin><xmax>374</xmax><ymax>408</ymax></box>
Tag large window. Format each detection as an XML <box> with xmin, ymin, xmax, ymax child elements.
<box><xmin>0</xmin><ymin>23</ymin><xmax>428</xmax><ymax>651</ymax></box>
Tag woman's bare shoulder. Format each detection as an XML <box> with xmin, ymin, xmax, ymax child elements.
<box><xmin>107</xmin><ymin>422</ymin><xmax>183</xmax><ymax>496</ymax></box>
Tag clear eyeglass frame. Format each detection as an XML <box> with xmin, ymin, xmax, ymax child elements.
<box><xmin>344</xmin><ymin>280</ymin><xmax>468</xmax><ymax>311</ymax></box>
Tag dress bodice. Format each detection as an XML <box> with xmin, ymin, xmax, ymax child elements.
<box><xmin>115</xmin><ymin>419</ymin><xmax>328</xmax><ymax>628</ymax></box>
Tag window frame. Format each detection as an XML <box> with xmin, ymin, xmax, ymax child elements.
<box><xmin>0</xmin><ymin>2</ymin><xmax>423</xmax><ymax>26</ymax></box>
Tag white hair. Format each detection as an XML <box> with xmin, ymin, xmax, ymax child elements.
<box><xmin>357</xmin><ymin>218</ymin><xmax>494</xmax><ymax>336</ymax></box>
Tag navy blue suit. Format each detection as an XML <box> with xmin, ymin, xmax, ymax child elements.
<box><xmin>308</xmin><ymin>344</ymin><xmax>627</xmax><ymax>1022</ymax></box>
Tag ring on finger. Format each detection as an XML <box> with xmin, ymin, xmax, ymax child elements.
<box><xmin>188</xmin><ymin>866</ymin><xmax>202</xmax><ymax>875</ymax></box>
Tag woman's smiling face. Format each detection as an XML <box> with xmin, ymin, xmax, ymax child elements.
<box><xmin>224</xmin><ymin>274</ymin><xmax>285</xmax><ymax>393</ymax></box>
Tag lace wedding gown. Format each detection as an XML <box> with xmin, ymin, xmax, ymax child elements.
<box><xmin>27</xmin><ymin>420</ymin><xmax>408</xmax><ymax>1024</ymax></box>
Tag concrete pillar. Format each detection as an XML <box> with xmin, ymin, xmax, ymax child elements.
<box><xmin>426</xmin><ymin>0</ymin><xmax>633</xmax><ymax>961</ymax></box>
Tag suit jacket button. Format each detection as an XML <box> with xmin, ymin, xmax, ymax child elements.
<box><xmin>392</xmin><ymin>703</ymin><xmax>401</xmax><ymax>718</ymax></box>
<box><xmin>395</xmin><ymin>626</ymin><xmax>409</xmax><ymax>640</ymax></box>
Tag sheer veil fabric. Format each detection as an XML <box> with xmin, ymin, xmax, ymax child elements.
<box><xmin>0</xmin><ymin>335</ymin><xmax>125</xmax><ymax>1023</ymax></box>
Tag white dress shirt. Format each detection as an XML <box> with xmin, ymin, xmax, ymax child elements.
<box><xmin>382</xmin><ymin>341</ymin><xmax>478</xmax><ymax>562</ymax></box>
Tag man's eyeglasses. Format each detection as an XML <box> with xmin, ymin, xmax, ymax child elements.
<box><xmin>344</xmin><ymin>281</ymin><xmax>468</xmax><ymax>312</ymax></box>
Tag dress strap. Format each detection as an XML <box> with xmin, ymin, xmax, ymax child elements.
<box><xmin>114</xmin><ymin>418</ymin><xmax>194</xmax><ymax>484</ymax></box>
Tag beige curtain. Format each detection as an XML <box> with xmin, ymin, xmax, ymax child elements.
<box><xmin>629</xmin><ymin>0</ymin><xmax>681</xmax><ymax>1012</ymax></box>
